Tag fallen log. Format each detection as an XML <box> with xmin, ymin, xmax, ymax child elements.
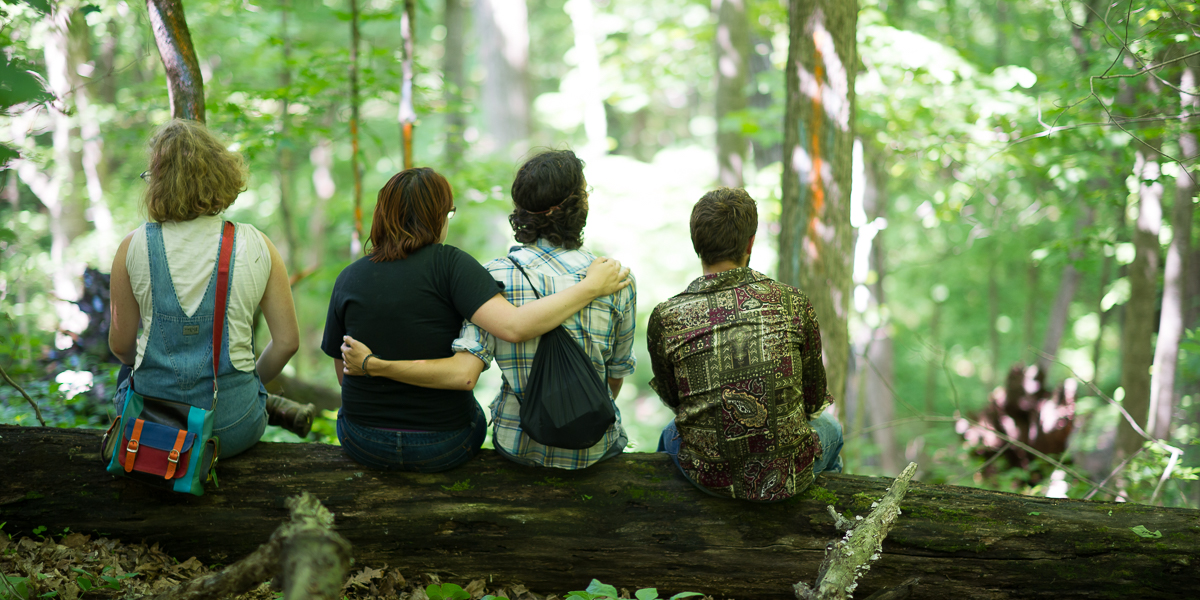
<box><xmin>2</xmin><ymin>425</ymin><xmax>1196</xmax><ymax>599</ymax></box>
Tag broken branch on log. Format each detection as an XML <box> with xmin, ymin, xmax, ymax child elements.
<box><xmin>2</xmin><ymin>426</ymin><xmax>1197</xmax><ymax>599</ymax></box>
<box><xmin>795</xmin><ymin>463</ymin><xmax>918</xmax><ymax>600</ymax></box>
<box><xmin>146</xmin><ymin>492</ymin><xmax>350</xmax><ymax>600</ymax></box>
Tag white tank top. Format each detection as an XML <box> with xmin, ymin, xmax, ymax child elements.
<box><xmin>126</xmin><ymin>215</ymin><xmax>272</xmax><ymax>372</ymax></box>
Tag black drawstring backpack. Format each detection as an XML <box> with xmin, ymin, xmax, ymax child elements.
<box><xmin>508</xmin><ymin>257</ymin><xmax>616</xmax><ymax>449</ymax></box>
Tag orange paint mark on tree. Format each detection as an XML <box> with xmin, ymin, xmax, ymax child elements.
<box><xmin>806</xmin><ymin>37</ymin><xmax>825</xmax><ymax>262</ymax></box>
<box><xmin>403</xmin><ymin>122</ymin><xmax>414</xmax><ymax>170</ymax></box>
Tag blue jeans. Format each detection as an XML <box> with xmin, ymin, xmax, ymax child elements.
<box><xmin>657</xmin><ymin>411</ymin><xmax>844</xmax><ymax>497</ymax></box>
<box><xmin>337</xmin><ymin>402</ymin><xmax>487</xmax><ymax>472</ymax></box>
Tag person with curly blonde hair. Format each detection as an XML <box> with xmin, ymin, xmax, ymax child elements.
<box><xmin>108</xmin><ymin>119</ymin><xmax>303</xmax><ymax>458</ymax></box>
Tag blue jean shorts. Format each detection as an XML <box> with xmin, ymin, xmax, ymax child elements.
<box><xmin>658</xmin><ymin>410</ymin><xmax>844</xmax><ymax>499</ymax></box>
<box><xmin>336</xmin><ymin>402</ymin><xmax>487</xmax><ymax>473</ymax></box>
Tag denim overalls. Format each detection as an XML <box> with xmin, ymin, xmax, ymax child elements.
<box><xmin>115</xmin><ymin>222</ymin><xmax>267</xmax><ymax>458</ymax></box>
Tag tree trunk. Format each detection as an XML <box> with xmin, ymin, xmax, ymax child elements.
<box><xmin>2</xmin><ymin>426</ymin><xmax>1197</xmax><ymax>599</ymax></box>
<box><xmin>349</xmin><ymin>0</ymin><xmax>364</xmax><ymax>257</ymax></box>
<box><xmin>309</xmin><ymin>135</ymin><xmax>335</xmax><ymax>269</ymax></box>
<box><xmin>1116</xmin><ymin>142</ymin><xmax>1164</xmax><ymax>459</ymax></box>
<box><xmin>780</xmin><ymin>0</ymin><xmax>857</xmax><ymax>416</ymax></box>
<box><xmin>264</xmin><ymin>374</ymin><xmax>341</xmax><ymax>412</ymax></box>
<box><xmin>1147</xmin><ymin>56</ymin><xmax>1197</xmax><ymax>441</ymax></box>
<box><xmin>564</xmin><ymin>0</ymin><xmax>606</xmax><ymax>159</ymax></box>
<box><xmin>714</xmin><ymin>0</ymin><xmax>749</xmax><ymax>187</ymax></box>
<box><xmin>473</xmin><ymin>0</ymin><xmax>530</xmax><ymax>155</ymax></box>
<box><xmin>987</xmin><ymin>256</ymin><xmax>1000</xmax><ymax>390</ymax></box>
<box><xmin>146</xmin><ymin>0</ymin><xmax>205</xmax><ymax>122</ymax></box>
<box><xmin>1038</xmin><ymin>209</ymin><xmax>1094</xmax><ymax>372</ymax></box>
<box><xmin>14</xmin><ymin>2</ymin><xmax>92</xmax><ymax>336</ymax></box>
<box><xmin>924</xmin><ymin>298</ymin><xmax>942</xmax><ymax>415</ymax></box>
<box><xmin>749</xmin><ymin>34</ymin><xmax>780</xmax><ymax>169</ymax></box>
<box><xmin>1023</xmin><ymin>260</ymin><xmax>1038</xmax><ymax>364</ymax></box>
<box><xmin>277</xmin><ymin>0</ymin><xmax>300</xmax><ymax>274</ymax></box>
<box><xmin>399</xmin><ymin>0</ymin><xmax>416</xmax><ymax>169</ymax></box>
<box><xmin>858</xmin><ymin>142</ymin><xmax>898</xmax><ymax>473</ymax></box>
<box><xmin>442</xmin><ymin>0</ymin><xmax>467</xmax><ymax>168</ymax></box>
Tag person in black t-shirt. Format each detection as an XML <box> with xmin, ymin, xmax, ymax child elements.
<box><xmin>321</xmin><ymin>167</ymin><xmax>629</xmax><ymax>472</ymax></box>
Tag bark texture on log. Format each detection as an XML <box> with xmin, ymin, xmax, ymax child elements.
<box><xmin>2</xmin><ymin>426</ymin><xmax>1197</xmax><ymax>600</ymax></box>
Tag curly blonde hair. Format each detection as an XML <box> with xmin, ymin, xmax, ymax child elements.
<box><xmin>143</xmin><ymin>119</ymin><xmax>247</xmax><ymax>222</ymax></box>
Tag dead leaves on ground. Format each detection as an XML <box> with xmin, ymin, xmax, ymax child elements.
<box><xmin>2</xmin><ymin>529</ymin><xmax>707</xmax><ymax>600</ymax></box>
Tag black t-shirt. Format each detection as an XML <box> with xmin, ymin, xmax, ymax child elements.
<box><xmin>321</xmin><ymin>244</ymin><xmax>503</xmax><ymax>430</ymax></box>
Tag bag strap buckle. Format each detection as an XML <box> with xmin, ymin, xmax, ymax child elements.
<box><xmin>164</xmin><ymin>429</ymin><xmax>188</xmax><ymax>479</ymax></box>
<box><xmin>123</xmin><ymin>419</ymin><xmax>146</xmax><ymax>473</ymax></box>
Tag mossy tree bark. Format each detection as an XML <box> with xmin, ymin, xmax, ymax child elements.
<box><xmin>4</xmin><ymin>426</ymin><xmax>1198</xmax><ymax>599</ymax></box>
<box><xmin>780</xmin><ymin>0</ymin><xmax>857</xmax><ymax>415</ymax></box>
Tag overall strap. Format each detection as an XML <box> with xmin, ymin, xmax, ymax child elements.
<box><xmin>211</xmin><ymin>221</ymin><xmax>235</xmax><ymax>407</ymax></box>
<box><xmin>507</xmin><ymin>257</ymin><xmax>544</xmax><ymax>300</ymax></box>
<box><xmin>144</xmin><ymin>223</ymin><xmax>186</xmax><ymax>315</ymax></box>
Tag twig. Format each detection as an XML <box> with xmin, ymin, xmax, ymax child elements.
<box><xmin>848</xmin><ymin>413</ymin><xmax>1123</xmax><ymax>498</ymax></box>
<box><xmin>0</xmin><ymin>363</ymin><xmax>47</xmax><ymax>427</ymax></box>
<box><xmin>1085</xmin><ymin>445</ymin><xmax>1145</xmax><ymax>501</ymax></box>
<box><xmin>950</xmin><ymin>442</ymin><xmax>1011</xmax><ymax>485</ymax></box>
<box><xmin>1096</xmin><ymin>50</ymin><xmax>1200</xmax><ymax>81</ymax></box>
<box><xmin>1149</xmin><ymin>443</ymin><xmax>1184</xmax><ymax>505</ymax></box>
<box><xmin>1034</xmin><ymin>350</ymin><xmax>1151</xmax><ymax>444</ymax></box>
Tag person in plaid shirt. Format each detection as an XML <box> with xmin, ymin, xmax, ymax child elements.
<box><xmin>647</xmin><ymin>188</ymin><xmax>843</xmax><ymax>501</ymax></box>
<box><xmin>452</xmin><ymin>150</ymin><xmax>637</xmax><ymax>469</ymax></box>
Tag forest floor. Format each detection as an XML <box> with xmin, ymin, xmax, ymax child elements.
<box><xmin>0</xmin><ymin>527</ymin><xmax>712</xmax><ymax>600</ymax></box>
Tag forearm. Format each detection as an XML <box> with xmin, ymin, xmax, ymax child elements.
<box><xmin>345</xmin><ymin>350</ymin><xmax>485</xmax><ymax>391</ymax></box>
<box><xmin>495</xmin><ymin>285</ymin><xmax>596</xmax><ymax>342</ymax></box>
<box><xmin>607</xmin><ymin>377</ymin><xmax>623</xmax><ymax>399</ymax></box>
<box><xmin>255</xmin><ymin>340</ymin><xmax>294</xmax><ymax>384</ymax></box>
<box><xmin>371</xmin><ymin>357</ymin><xmax>482</xmax><ymax>390</ymax></box>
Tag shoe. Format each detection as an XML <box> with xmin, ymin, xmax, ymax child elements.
<box><xmin>265</xmin><ymin>394</ymin><xmax>316</xmax><ymax>438</ymax></box>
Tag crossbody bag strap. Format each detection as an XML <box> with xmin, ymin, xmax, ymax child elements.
<box><xmin>212</xmin><ymin>221</ymin><xmax>235</xmax><ymax>408</ymax></box>
<box><xmin>507</xmin><ymin>257</ymin><xmax>544</xmax><ymax>300</ymax></box>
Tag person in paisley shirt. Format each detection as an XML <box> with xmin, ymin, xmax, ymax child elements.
<box><xmin>647</xmin><ymin>187</ymin><xmax>843</xmax><ymax>502</ymax></box>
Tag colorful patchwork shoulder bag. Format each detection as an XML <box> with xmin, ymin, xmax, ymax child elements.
<box><xmin>100</xmin><ymin>222</ymin><xmax>234</xmax><ymax>495</ymax></box>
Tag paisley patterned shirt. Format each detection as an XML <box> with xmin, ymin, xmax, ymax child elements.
<box><xmin>647</xmin><ymin>267</ymin><xmax>832</xmax><ymax>501</ymax></box>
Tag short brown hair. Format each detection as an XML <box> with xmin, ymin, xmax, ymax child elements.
<box><xmin>368</xmin><ymin>167</ymin><xmax>453</xmax><ymax>262</ymax></box>
<box><xmin>507</xmin><ymin>150</ymin><xmax>587</xmax><ymax>250</ymax></box>
<box><xmin>143</xmin><ymin>119</ymin><xmax>247</xmax><ymax>222</ymax></box>
<box><xmin>690</xmin><ymin>188</ymin><xmax>758</xmax><ymax>265</ymax></box>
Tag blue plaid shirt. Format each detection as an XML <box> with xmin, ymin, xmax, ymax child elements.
<box><xmin>452</xmin><ymin>239</ymin><xmax>637</xmax><ymax>469</ymax></box>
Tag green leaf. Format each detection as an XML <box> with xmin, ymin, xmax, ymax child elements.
<box><xmin>669</xmin><ymin>593</ymin><xmax>705</xmax><ymax>599</ymax></box>
<box><xmin>585</xmin><ymin>579</ymin><xmax>619</xmax><ymax>599</ymax></box>
<box><xmin>427</xmin><ymin>583</ymin><xmax>469</xmax><ymax>600</ymax></box>
<box><xmin>1130</xmin><ymin>525</ymin><xmax>1162</xmax><ymax>538</ymax></box>
<box><xmin>635</xmin><ymin>588</ymin><xmax>660</xmax><ymax>600</ymax></box>
<box><xmin>1027</xmin><ymin>512</ymin><xmax>1040</xmax><ymax>516</ymax></box>
<box><xmin>566</xmin><ymin>592</ymin><xmax>597</xmax><ymax>600</ymax></box>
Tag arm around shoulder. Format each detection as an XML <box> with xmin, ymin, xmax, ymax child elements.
<box><xmin>468</xmin><ymin>257</ymin><xmax>631</xmax><ymax>343</ymax></box>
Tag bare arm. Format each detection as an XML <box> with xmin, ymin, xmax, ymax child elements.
<box><xmin>608</xmin><ymin>377</ymin><xmax>623</xmax><ymax>399</ymax></box>
<box><xmin>108</xmin><ymin>232</ymin><xmax>139</xmax><ymax>366</ymax></box>
<box><xmin>334</xmin><ymin>358</ymin><xmax>344</xmax><ymax>386</ymax></box>
<box><xmin>469</xmin><ymin>257</ymin><xmax>630</xmax><ymax>343</ymax></box>
<box><xmin>255</xmin><ymin>234</ymin><xmax>300</xmax><ymax>384</ymax></box>
<box><xmin>341</xmin><ymin>336</ymin><xmax>486</xmax><ymax>391</ymax></box>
